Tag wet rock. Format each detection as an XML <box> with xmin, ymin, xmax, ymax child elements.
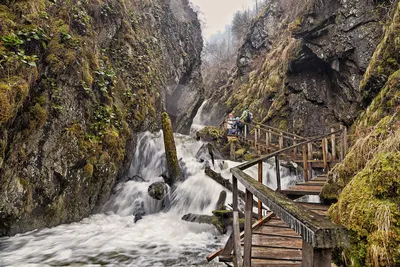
<box><xmin>133</xmin><ymin>201</ymin><xmax>146</xmax><ymax>223</ymax></box>
<box><xmin>215</xmin><ymin>191</ymin><xmax>227</xmax><ymax>210</ymax></box>
<box><xmin>127</xmin><ymin>175</ymin><xmax>147</xmax><ymax>182</ymax></box>
<box><xmin>148</xmin><ymin>182</ymin><xmax>167</xmax><ymax>200</ymax></box>
<box><xmin>181</xmin><ymin>213</ymin><xmax>223</xmax><ymax>233</ymax></box>
<box><xmin>196</xmin><ymin>126</ymin><xmax>223</xmax><ymax>142</ymax></box>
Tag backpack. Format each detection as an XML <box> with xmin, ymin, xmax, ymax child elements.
<box><xmin>247</xmin><ymin>111</ymin><xmax>253</xmax><ymax>122</ymax></box>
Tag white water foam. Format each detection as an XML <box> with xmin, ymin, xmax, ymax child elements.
<box><xmin>0</xmin><ymin>131</ymin><xmax>299</xmax><ymax>266</ymax></box>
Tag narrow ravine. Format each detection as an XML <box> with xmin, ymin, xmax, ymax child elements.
<box><xmin>0</xmin><ymin>112</ymin><xmax>300</xmax><ymax>266</ymax></box>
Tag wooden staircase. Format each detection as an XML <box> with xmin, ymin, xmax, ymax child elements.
<box><xmin>208</xmin><ymin>122</ymin><xmax>349</xmax><ymax>267</ymax></box>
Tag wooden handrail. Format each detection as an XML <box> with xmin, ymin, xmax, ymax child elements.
<box><xmin>237</xmin><ymin>129</ymin><xmax>343</xmax><ymax>171</ymax></box>
<box><xmin>248</xmin><ymin>121</ymin><xmax>308</xmax><ymax>140</ymax></box>
<box><xmin>230</xmin><ymin>128</ymin><xmax>348</xmax><ymax>266</ymax></box>
<box><xmin>231</xmin><ymin>168</ymin><xmax>348</xmax><ymax>248</ymax></box>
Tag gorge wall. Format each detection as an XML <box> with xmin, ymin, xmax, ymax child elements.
<box><xmin>0</xmin><ymin>0</ymin><xmax>203</xmax><ymax>235</ymax></box>
<box><xmin>204</xmin><ymin>0</ymin><xmax>400</xmax><ymax>265</ymax></box>
<box><xmin>204</xmin><ymin>0</ymin><xmax>389</xmax><ymax>136</ymax></box>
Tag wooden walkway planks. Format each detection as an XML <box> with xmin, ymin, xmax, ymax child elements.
<box><xmin>213</xmin><ymin>176</ymin><xmax>331</xmax><ymax>266</ymax></box>
<box><xmin>280</xmin><ymin>175</ymin><xmax>329</xmax><ymax>196</ymax></box>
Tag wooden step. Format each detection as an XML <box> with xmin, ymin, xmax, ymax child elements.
<box><xmin>280</xmin><ymin>185</ymin><xmax>323</xmax><ymax>196</ymax></box>
<box><xmin>251</xmin><ymin>260</ymin><xmax>301</xmax><ymax>267</ymax></box>
<box><xmin>251</xmin><ymin>235</ymin><xmax>303</xmax><ymax>249</ymax></box>
<box><xmin>296</xmin><ymin>182</ymin><xmax>326</xmax><ymax>186</ymax></box>
<box><xmin>243</xmin><ymin>247</ymin><xmax>302</xmax><ymax>261</ymax></box>
<box><xmin>312</xmin><ymin>176</ymin><xmax>329</xmax><ymax>181</ymax></box>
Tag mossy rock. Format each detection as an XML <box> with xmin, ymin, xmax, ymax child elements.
<box><xmin>329</xmin><ymin>152</ymin><xmax>400</xmax><ymax>266</ymax></box>
<box><xmin>196</xmin><ymin>126</ymin><xmax>223</xmax><ymax>142</ymax></box>
<box><xmin>82</xmin><ymin>163</ymin><xmax>93</xmax><ymax>178</ymax></box>
<box><xmin>320</xmin><ymin>178</ymin><xmax>341</xmax><ymax>203</ymax></box>
<box><xmin>235</xmin><ymin>148</ymin><xmax>246</xmax><ymax>157</ymax></box>
<box><xmin>244</xmin><ymin>153</ymin><xmax>258</xmax><ymax>161</ymax></box>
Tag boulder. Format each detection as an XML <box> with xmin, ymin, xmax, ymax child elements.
<box><xmin>148</xmin><ymin>181</ymin><xmax>167</xmax><ymax>200</ymax></box>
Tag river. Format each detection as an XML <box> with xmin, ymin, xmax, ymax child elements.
<box><xmin>0</xmin><ymin>129</ymin><xmax>299</xmax><ymax>266</ymax></box>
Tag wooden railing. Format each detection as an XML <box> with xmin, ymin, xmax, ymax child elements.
<box><xmin>228</xmin><ymin>131</ymin><xmax>349</xmax><ymax>267</ymax></box>
<box><xmin>238</xmin><ymin>123</ymin><xmax>348</xmax><ymax>182</ymax></box>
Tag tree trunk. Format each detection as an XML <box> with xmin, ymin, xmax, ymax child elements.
<box><xmin>161</xmin><ymin>112</ymin><xmax>181</xmax><ymax>186</ymax></box>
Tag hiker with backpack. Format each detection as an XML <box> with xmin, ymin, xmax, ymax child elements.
<box><xmin>240</xmin><ymin>107</ymin><xmax>253</xmax><ymax>134</ymax></box>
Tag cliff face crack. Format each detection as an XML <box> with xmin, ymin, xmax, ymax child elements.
<box><xmin>293</xmin><ymin>15</ymin><xmax>337</xmax><ymax>40</ymax></box>
<box><xmin>343</xmin><ymin>19</ymin><xmax>378</xmax><ymax>33</ymax></box>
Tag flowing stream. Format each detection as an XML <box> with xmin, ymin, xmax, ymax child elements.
<box><xmin>0</xmin><ymin>129</ymin><xmax>300</xmax><ymax>266</ymax></box>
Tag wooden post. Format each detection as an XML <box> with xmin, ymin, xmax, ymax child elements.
<box><xmin>302</xmin><ymin>144</ymin><xmax>308</xmax><ymax>181</ymax></box>
<box><xmin>322</xmin><ymin>138</ymin><xmax>328</xmax><ymax>172</ymax></box>
<box><xmin>268</xmin><ymin>131</ymin><xmax>272</xmax><ymax>147</ymax></box>
<box><xmin>340</xmin><ymin>125</ymin><xmax>345</xmax><ymax>161</ymax></box>
<box><xmin>230</xmin><ymin>140</ymin><xmax>236</xmax><ymax>161</ymax></box>
<box><xmin>232</xmin><ymin>175</ymin><xmax>243</xmax><ymax>267</ymax></box>
<box><xmin>265</xmin><ymin>131</ymin><xmax>269</xmax><ymax>151</ymax></box>
<box><xmin>233</xmin><ymin>211</ymin><xmax>243</xmax><ymax>267</ymax></box>
<box><xmin>279</xmin><ymin>133</ymin><xmax>284</xmax><ymax>149</ymax></box>
<box><xmin>258</xmin><ymin>161</ymin><xmax>263</xmax><ymax>220</ymax></box>
<box><xmin>307</xmin><ymin>143</ymin><xmax>313</xmax><ymax>179</ymax></box>
<box><xmin>275</xmin><ymin>155</ymin><xmax>281</xmax><ymax>191</ymax></box>
<box><xmin>293</xmin><ymin>137</ymin><xmax>297</xmax><ymax>158</ymax></box>
<box><xmin>233</xmin><ymin>175</ymin><xmax>238</xmax><ymax>211</ymax></box>
<box><xmin>302</xmin><ymin>241</ymin><xmax>332</xmax><ymax>267</ymax></box>
<box><xmin>331</xmin><ymin>128</ymin><xmax>336</xmax><ymax>160</ymax></box>
<box><xmin>245</xmin><ymin>124</ymin><xmax>247</xmax><ymax>139</ymax></box>
<box><xmin>244</xmin><ymin>189</ymin><xmax>253</xmax><ymax>267</ymax></box>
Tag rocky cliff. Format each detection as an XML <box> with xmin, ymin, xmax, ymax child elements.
<box><xmin>0</xmin><ymin>0</ymin><xmax>203</xmax><ymax>236</ymax></box>
<box><xmin>326</xmin><ymin>2</ymin><xmax>400</xmax><ymax>265</ymax></box>
<box><xmin>204</xmin><ymin>0</ymin><xmax>400</xmax><ymax>265</ymax></box>
<box><xmin>205</xmin><ymin>0</ymin><xmax>389</xmax><ymax>136</ymax></box>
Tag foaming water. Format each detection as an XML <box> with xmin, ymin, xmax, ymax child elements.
<box><xmin>0</xmin><ymin>131</ymin><xmax>299</xmax><ymax>266</ymax></box>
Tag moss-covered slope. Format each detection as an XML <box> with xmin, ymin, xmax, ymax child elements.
<box><xmin>0</xmin><ymin>0</ymin><xmax>203</xmax><ymax>236</ymax></box>
<box><xmin>325</xmin><ymin>3</ymin><xmax>400</xmax><ymax>265</ymax></box>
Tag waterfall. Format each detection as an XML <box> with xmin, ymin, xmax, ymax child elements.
<box><xmin>0</xmin><ymin>129</ymin><xmax>300</xmax><ymax>266</ymax></box>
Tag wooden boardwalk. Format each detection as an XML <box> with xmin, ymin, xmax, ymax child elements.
<box><xmin>209</xmin><ymin>122</ymin><xmax>348</xmax><ymax>266</ymax></box>
<box><xmin>215</xmin><ymin>176</ymin><xmax>331</xmax><ymax>266</ymax></box>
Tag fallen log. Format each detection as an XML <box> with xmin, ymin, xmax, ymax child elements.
<box><xmin>205</xmin><ymin>167</ymin><xmax>258</xmax><ymax>208</ymax></box>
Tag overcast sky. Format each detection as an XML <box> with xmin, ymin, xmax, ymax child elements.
<box><xmin>190</xmin><ymin>0</ymin><xmax>255</xmax><ymax>39</ymax></box>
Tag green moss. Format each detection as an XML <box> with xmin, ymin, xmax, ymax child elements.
<box><xmin>212</xmin><ymin>210</ymin><xmax>232</xmax><ymax>216</ymax></box>
<box><xmin>244</xmin><ymin>153</ymin><xmax>257</xmax><ymax>161</ymax></box>
<box><xmin>82</xmin><ymin>163</ymin><xmax>93</xmax><ymax>178</ymax></box>
<box><xmin>279</xmin><ymin>119</ymin><xmax>289</xmax><ymax>131</ymax></box>
<box><xmin>235</xmin><ymin>148</ymin><xmax>246</xmax><ymax>157</ymax></box>
<box><xmin>0</xmin><ymin>77</ymin><xmax>29</xmax><ymax>123</ymax></box>
<box><xmin>196</xmin><ymin>126</ymin><xmax>223</xmax><ymax>141</ymax></box>
<box><xmin>18</xmin><ymin>177</ymin><xmax>29</xmax><ymax>188</ymax></box>
<box><xmin>161</xmin><ymin>112</ymin><xmax>180</xmax><ymax>185</ymax></box>
<box><xmin>320</xmin><ymin>178</ymin><xmax>342</xmax><ymax>202</ymax></box>
<box><xmin>329</xmin><ymin>153</ymin><xmax>400</xmax><ymax>266</ymax></box>
<box><xmin>29</xmin><ymin>103</ymin><xmax>47</xmax><ymax>128</ymax></box>
<box><xmin>360</xmin><ymin>2</ymin><xmax>400</xmax><ymax>106</ymax></box>
<box><xmin>211</xmin><ymin>216</ymin><xmax>225</xmax><ymax>233</ymax></box>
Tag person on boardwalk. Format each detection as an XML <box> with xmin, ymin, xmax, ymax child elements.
<box><xmin>234</xmin><ymin>117</ymin><xmax>243</xmax><ymax>135</ymax></box>
<box><xmin>226</xmin><ymin>113</ymin><xmax>235</xmax><ymax>134</ymax></box>
<box><xmin>240</xmin><ymin>107</ymin><xmax>252</xmax><ymax>134</ymax></box>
